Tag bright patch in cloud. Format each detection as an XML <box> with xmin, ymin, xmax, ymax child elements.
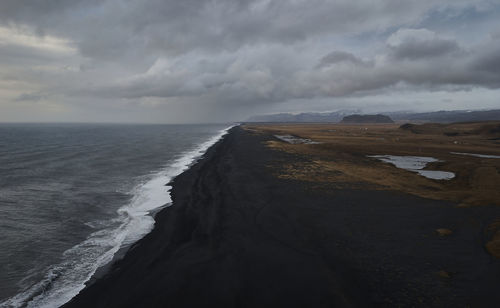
<box><xmin>0</xmin><ymin>26</ymin><xmax>75</xmax><ymax>54</ymax></box>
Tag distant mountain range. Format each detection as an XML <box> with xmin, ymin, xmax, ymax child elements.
<box><xmin>388</xmin><ymin>109</ymin><xmax>500</xmax><ymax>123</ymax></box>
<box><xmin>246</xmin><ymin>109</ymin><xmax>500</xmax><ymax>123</ymax></box>
<box><xmin>246</xmin><ymin>110</ymin><xmax>359</xmax><ymax>123</ymax></box>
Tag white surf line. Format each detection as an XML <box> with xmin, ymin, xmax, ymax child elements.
<box><xmin>0</xmin><ymin>125</ymin><xmax>235</xmax><ymax>308</ymax></box>
<box><xmin>369</xmin><ymin>155</ymin><xmax>455</xmax><ymax>180</ymax></box>
<box><xmin>450</xmin><ymin>152</ymin><xmax>500</xmax><ymax>159</ymax></box>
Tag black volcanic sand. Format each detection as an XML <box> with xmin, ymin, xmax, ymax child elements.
<box><xmin>65</xmin><ymin>126</ymin><xmax>500</xmax><ymax>307</ymax></box>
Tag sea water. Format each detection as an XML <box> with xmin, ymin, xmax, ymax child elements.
<box><xmin>0</xmin><ymin>123</ymin><xmax>231</xmax><ymax>308</ymax></box>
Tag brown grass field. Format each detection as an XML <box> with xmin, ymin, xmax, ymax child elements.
<box><xmin>244</xmin><ymin>121</ymin><xmax>500</xmax><ymax>257</ymax></box>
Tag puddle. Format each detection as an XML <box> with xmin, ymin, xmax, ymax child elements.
<box><xmin>369</xmin><ymin>155</ymin><xmax>455</xmax><ymax>180</ymax></box>
<box><xmin>450</xmin><ymin>152</ymin><xmax>500</xmax><ymax>159</ymax></box>
<box><xmin>274</xmin><ymin>135</ymin><xmax>320</xmax><ymax>144</ymax></box>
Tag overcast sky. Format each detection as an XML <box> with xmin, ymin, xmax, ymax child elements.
<box><xmin>1</xmin><ymin>0</ymin><xmax>499</xmax><ymax>123</ymax></box>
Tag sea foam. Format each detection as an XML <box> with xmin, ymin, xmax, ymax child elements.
<box><xmin>0</xmin><ymin>125</ymin><xmax>234</xmax><ymax>308</ymax></box>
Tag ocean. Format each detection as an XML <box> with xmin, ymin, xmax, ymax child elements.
<box><xmin>0</xmin><ymin>123</ymin><xmax>231</xmax><ymax>308</ymax></box>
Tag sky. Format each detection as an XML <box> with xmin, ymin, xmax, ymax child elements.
<box><xmin>0</xmin><ymin>0</ymin><xmax>499</xmax><ymax>123</ymax></box>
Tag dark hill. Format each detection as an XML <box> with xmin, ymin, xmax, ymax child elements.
<box><xmin>341</xmin><ymin>114</ymin><xmax>394</xmax><ymax>124</ymax></box>
<box><xmin>399</xmin><ymin>121</ymin><xmax>500</xmax><ymax>137</ymax></box>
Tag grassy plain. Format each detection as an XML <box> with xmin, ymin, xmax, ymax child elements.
<box><xmin>244</xmin><ymin>121</ymin><xmax>500</xmax><ymax>257</ymax></box>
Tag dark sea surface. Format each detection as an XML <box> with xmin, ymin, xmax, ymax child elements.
<box><xmin>0</xmin><ymin>123</ymin><xmax>231</xmax><ymax>308</ymax></box>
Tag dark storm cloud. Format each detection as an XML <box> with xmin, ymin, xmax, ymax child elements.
<box><xmin>0</xmin><ymin>0</ymin><xmax>499</xmax><ymax>122</ymax></box>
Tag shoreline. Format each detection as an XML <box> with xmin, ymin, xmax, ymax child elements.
<box><xmin>82</xmin><ymin>125</ymin><xmax>235</xmax><ymax>288</ymax></box>
<box><xmin>65</xmin><ymin>126</ymin><xmax>500</xmax><ymax>307</ymax></box>
<box><xmin>1</xmin><ymin>125</ymin><xmax>233</xmax><ymax>308</ymax></box>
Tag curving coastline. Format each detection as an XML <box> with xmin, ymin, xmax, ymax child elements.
<box><xmin>64</xmin><ymin>126</ymin><xmax>500</xmax><ymax>307</ymax></box>
<box><xmin>0</xmin><ymin>125</ymin><xmax>235</xmax><ymax>308</ymax></box>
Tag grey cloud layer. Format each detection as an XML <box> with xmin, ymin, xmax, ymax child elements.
<box><xmin>1</xmin><ymin>0</ymin><xmax>499</xmax><ymax>122</ymax></box>
<box><xmin>1</xmin><ymin>0</ymin><xmax>489</xmax><ymax>57</ymax></box>
<box><xmin>387</xmin><ymin>28</ymin><xmax>461</xmax><ymax>60</ymax></box>
<box><xmin>97</xmin><ymin>28</ymin><xmax>500</xmax><ymax>101</ymax></box>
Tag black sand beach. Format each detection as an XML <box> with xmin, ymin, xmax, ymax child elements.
<box><xmin>64</xmin><ymin>126</ymin><xmax>500</xmax><ymax>307</ymax></box>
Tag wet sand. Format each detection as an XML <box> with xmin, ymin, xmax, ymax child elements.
<box><xmin>64</xmin><ymin>126</ymin><xmax>500</xmax><ymax>307</ymax></box>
